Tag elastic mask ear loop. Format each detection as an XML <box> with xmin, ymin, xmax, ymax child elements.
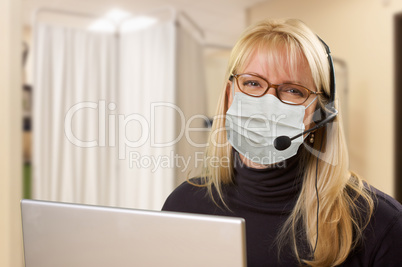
<box><xmin>230</xmin><ymin>78</ymin><xmax>241</xmax><ymax>160</ymax></box>
<box><xmin>232</xmin><ymin>78</ymin><xmax>235</xmax><ymax>99</ymax></box>
<box><xmin>305</xmin><ymin>96</ymin><xmax>318</xmax><ymax>109</ymax></box>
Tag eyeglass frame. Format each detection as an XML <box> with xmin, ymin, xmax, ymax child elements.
<box><xmin>229</xmin><ymin>73</ymin><xmax>324</xmax><ymax>105</ymax></box>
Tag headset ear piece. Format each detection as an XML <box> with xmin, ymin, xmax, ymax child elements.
<box><xmin>312</xmin><ymin>108</ymin><xmax>325</xmax><ymax>124</ymax></box>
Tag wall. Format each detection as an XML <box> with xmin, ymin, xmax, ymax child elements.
<box><xmin>0</xmin><ymin>0</ymin><xmax>24</xmax><ymax>265</ymax></box>
<box><xmin>247</xmin><ymin>0</ymin><xmax>402</xmax><ymax>196</ymax></box>
<box><xmin>205</xmin><ymin>49</ymin><xmax>231</xmax><ymax>117</ymax></box>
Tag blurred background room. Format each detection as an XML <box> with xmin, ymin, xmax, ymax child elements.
<box><xmin>2</xmin><ymin>0</ymin><xmax>402</xmax><ymax>266</ymax></box>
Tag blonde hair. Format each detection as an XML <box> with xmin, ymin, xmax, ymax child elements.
<box><xmin>198</xmin><ymin>18</ymin><xmax>374</xmax><ymax>266</ymax></box>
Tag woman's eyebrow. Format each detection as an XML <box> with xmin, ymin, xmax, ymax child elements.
<box><xmin>282</xmin><ymin>79</ymin><xmax>305</xmax><ymax>85</ymax></box>
<box><xmin>249</xmin><ymin>72</ymin><xmax>306</xmax><ymax>85</ymax></box>
<box><xmin>242</xmin><ymin>71</ymin><xmax>310</xmax><ymax>86</ymax></box>
<box><xmin>246</xmin><ymin>72</ymin><xmax>269</xmax><ymax>80</ymax></box>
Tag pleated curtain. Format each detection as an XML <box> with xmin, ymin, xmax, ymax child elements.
<box><xmin>32</xmin><ymin>18</ymin><xmax>206</xmax><ymax>210</ymax></box>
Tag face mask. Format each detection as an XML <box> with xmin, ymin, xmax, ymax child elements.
<box><xmin>225</xmin><ymin>85</ymin><xmax>316</xmax><ymax>165</ymax></box>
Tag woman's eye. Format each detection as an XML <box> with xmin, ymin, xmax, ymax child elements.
<box><xmin>288</xmin><ymin>88</ymin><xmax>302</xmax><ymax>95</ymax></box>
<box><xmin>283</xmin><ymin>87</ymin><xmax>304</xmax><ymax>96</ymax></box>
<box><xmin>243</xmin><ymin>80</ymin><xmax>261</xmax><ymax>87</ymax></box>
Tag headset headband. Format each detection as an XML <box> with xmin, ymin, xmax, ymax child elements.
<box><xmin>316</xmin><ymin>36</ymin><xmax>336</xmax><ymax>105</ymax></box>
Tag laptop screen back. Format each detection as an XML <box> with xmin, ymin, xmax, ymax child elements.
<box><xmin>21</xmin><ymin>199</ymin><xmax>246</xmax><ymax>267</ymax></box>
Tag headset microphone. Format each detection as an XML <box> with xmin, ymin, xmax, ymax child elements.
<box><xmin>273</xmin><ymin>37</ymin><xmax>338</xmax><ymax>151</ymax></box>
<box><xmin>274</xmin><ymin>109</ymin><xmax>338</xmax><ymax>151</ymax></box>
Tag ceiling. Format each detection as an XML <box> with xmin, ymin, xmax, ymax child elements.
<box><xmin>22</xmin><ymin>0</ymin><xmax>269</xmax><ymax>47</ymax></box>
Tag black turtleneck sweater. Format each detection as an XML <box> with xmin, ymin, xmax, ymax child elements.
<box><xmin>162</xmin><ymin>152</ymin><xmax>402</xmax><ymax>266</ymax></box>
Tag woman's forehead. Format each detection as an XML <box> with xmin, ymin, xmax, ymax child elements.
<box><xmin>239</xmin><ymin>49</ymin><xmax>313</xmax><ymax>84</ymax></box>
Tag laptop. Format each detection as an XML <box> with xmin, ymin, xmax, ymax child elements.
<box><xmin>21</xmin><ymin>199</ymin><xmax>247</xmax><ymax>267</ymax></box>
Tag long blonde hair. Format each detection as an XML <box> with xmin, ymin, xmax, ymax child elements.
<box><xmin>199</xmin><ymin>18</ymin><xmax>374</xmax><ymax>266</ymax></box>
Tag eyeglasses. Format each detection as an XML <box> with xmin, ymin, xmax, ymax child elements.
<box><xmin>230</xmin><ymin>73</ymin><xmax>323</xmax><ymax>105</ymax></box>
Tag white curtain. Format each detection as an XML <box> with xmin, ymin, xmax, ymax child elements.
<box><xmin>32</xmin><ymin>18</ymin><xmax>207</xmax><ymax>210</ymax></box>
<box><xmin>32</xmin><ymin>24</ymin><xmax>119</xmax><ymax>206</ymax></box>
<box><xmin>117</xmin><ymin>21</ymin><xmax>177</xmax><ymax>209</ymax></box>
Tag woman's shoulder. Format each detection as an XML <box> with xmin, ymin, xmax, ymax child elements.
<box><xmin>341</xmin><ymin>185</ymin><xmax>401</xmax><ymax>266</ymax></box>
<box><xmin>350</xmin><ymin>181</ymin><xmax>401</xmax><ymax>220</ymax></box>
<box><xmin>369</xmin><ymin>186</ymin><xmax>402</xmax><ymax>239</ymax></box>
<box><xmin>358</xmin><ymin>186</ymin><xmax>402</xmax><ymax>265</ymax></box>
<box><xmin>369</xmin><ymin>186</ymin><xmax>401</xmax><ymax>223</ymax></box>
<box><xmin>161</xmin><ymin>178</ymin><xmax>215</xmax><ymax>213</ymax></box>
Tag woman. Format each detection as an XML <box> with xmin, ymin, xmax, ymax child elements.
<box><xmin>162</xmin><ymin>18</ymin><xmax>402</xmax><ymax>266</ymax></box>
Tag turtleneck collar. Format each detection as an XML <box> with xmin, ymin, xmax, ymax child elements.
<box><xmin>232</xmin><ymin>149</ymin><xmax>303</xmax><ymax>210</ymax></box>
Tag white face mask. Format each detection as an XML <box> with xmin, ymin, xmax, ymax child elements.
<box><xmin>225</xmin><ymin>87</ymin><xmax>316</xmax><ymax>165</ymax></box>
